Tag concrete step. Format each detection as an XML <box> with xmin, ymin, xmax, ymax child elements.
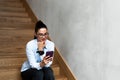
<box><xmin>0</xmin><ymin>11</ymin><xmax>29</xmax><ymax>17</ymax></box>
<box><xmin>0</xmin><ymin>16</ymin><xmax>32</xmax><ymax>23</ymax></box>
<box><xmin>0</xmin><ymin>6</ymin><xmax>26</xmax><ymax>12</ymax></box>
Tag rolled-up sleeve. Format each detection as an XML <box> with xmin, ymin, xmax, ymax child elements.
<box><xmin>26</xmin><ymin>43</ymin><xmax>42</xmax><ymax>70</ymax></box>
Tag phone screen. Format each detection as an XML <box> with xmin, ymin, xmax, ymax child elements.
<box><xmin>46</xmin><ymin>51</ymin><xmax>54</xmax><ymax>57</ymax></box>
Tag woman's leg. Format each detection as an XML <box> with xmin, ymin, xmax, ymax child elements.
<box><xmin>43</xmin><ymin>67</ymin><xmax>55</xmax><ymax>80</ymax></box>
<box><xmin>21</xmin><ymin>68</ymin><xmax>44</xmax><ymax>80</ymax></box>
<box><xmin>33</xmin><ymin>69</ymin><xmax>44</xmax><ymax>80</ymax></box>
<box><xmin>21</xmin><ymin>69</ymin><xmax>33</xmax><ymax>80</ymax></box>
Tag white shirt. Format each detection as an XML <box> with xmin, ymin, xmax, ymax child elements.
<box><xmin>21</xmin><ymin>39</ymin><xmax>55</xmax><ymax>72</ymax></box>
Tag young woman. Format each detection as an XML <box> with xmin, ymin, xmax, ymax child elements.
<box><xmin>21</xmin><ymin>20</ymin><xmax>55</xmax><ymax>80</ymax></box>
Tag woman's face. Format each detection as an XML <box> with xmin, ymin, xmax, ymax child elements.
<box><xmin>35</xmin><ymin>28</ymin><xmax>48</xmax><ymax>42</ymax></box>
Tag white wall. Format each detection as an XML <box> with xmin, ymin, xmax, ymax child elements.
<box><xmin>26</xmin><ymin>0</ymin><xmax>120</xmax><ymax>80</ymax></box>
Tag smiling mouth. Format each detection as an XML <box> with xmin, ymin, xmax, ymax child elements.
<box><xmin>41</xmin><ymin>38</ymin><xmax>46</xmax><ymax>41</ymax></box>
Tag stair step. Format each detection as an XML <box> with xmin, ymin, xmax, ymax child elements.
<box><xmin>55</xmin><ymin>75</ymin><xmax>68</xmax><ymax>80</ymax></box>
<box><xmin>0</xmin><ymin>30</ymin><xmax>33</xmax><ymax>41</ymax></box>
<box><xmin>0</xmin><ymin>46</ymin><xmax>26</xmax><ymax>53</ymax></box>
<box><xmin>0</xmin><ymin>57</ymin><xmax>59</xmax><ymax>73</ymax></box>
<box><xmin>0</xmin><ymin>54</ymin><xmax>67</xmax><ymax>80</ymax></box>
<box><xmin>0</xmin><ymin>16</ymin><xmax>32</xmax><ymax>23</ymax></box>
<box><xmin>0</xmin><ymin>0</ymin><xmax>20</xmax><ymax>2</ymax></box>
<box><xmin>0</xmin><ymin>6</ymin><xmax>26</xmax><ymax>12</ymax></box>
<box><xmin>52</xmin><ymin>64</ymin><xmax>60</xmax><ymax>76</ymax></box>
<box><xmin>0</xmin><ymin>57</ymin><xmax>26</xmax><ymax>67</ymax></box>
<box><xmin>0</xmin><ymin>23</ymin><xmax>35</xmax><ymax>29</ymax></box>
<box><xmin>0</xmin><ymin>2</ymin><xmax>23</xmax><ymax>8</ymax></box>
<box><xmin>0</xmin><ymin>34</ymin><xmax>33</xmax><ymax>42</ymax></box>
<box><xmin>0</xmin><ymin>41</ymin><xmax>27</xmax><ymax>46</ymax></box>
<box><xmin>0</xmin><ymin>68</ymin><xmax>22</xmax><ymax>80</ymax></box>
<box><xmin>0</xmin><ymin>28</ymin><xmax>33</xmax><ymax>35</ymax></box>
<box><xmin>0</xmin><ymin>53</ymin><xmax>26</xmax><ymax>58</ymax></box>
<box><xmin>0</xmin><ymin>66</ymin><xmax>66</xmax><ymax>80</ymax></box>
<box><xmin>0</xmin><ymin>11</ymin><xmax>29</xmax><ymax>17</ymax></box>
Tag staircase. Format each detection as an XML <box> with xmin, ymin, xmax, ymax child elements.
<box><xmin>0</xmin><ymin>0</ymin><xmax>67</xmax><ymax>80</ymax></box>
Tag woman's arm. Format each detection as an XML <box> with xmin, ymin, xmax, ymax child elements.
<box><xmin>26</xmin><ymin>43</ymin><xmax>42</xmax><ymax>70</ymax></box>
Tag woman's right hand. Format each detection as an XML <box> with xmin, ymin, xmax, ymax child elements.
<box><xmin>40</xmin><ymin>56</ymin><xmax>53</xmax><ymax>67</ymax></box>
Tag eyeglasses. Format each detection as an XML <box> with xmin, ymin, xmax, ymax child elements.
<box><xmin>37</xmin><ymin>32</ymin><xmax>49</xmax><ymax>37</ymax></box>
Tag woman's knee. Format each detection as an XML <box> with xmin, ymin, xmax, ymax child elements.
<box><xmin>43</xmin><ymin>67</ymin><xmax>55</xmax><ymax>80</ymax></box>
<box><xmin>32</xmin><ymin>69</ymin><xmax>44</xmax><ymax>80</ymax></box>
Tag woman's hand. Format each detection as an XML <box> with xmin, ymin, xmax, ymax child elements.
<box><xmin>40</xmin><ymin>56</ymin><xmax>53</xmax><ymax>67</ymax></box>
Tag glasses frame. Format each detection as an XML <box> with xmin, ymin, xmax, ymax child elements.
<box><xmin>37</xmin><ymin>32</ymin><xmax>49</xmax><ymax>37</ymax></box>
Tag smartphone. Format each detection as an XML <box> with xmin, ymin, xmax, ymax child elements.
<box><xmin>46</xmin><ymin>51</ymin><xmax>54</xmax><ymax>57</ymax></box>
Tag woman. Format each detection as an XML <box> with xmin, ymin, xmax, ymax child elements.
<box><xmin>21</xmin><ymin>20</ymin><xmax>55</xmax><ymax>80</ymax></box>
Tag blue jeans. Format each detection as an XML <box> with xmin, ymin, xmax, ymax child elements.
<box><xmin>21</xmin><ymin>67</ymin><xmax>55</xmax><ymax>80</ymax></box>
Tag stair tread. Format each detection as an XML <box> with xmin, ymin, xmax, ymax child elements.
<box><xmin>0</xmin><ymin>2</ymin><xmax>23</xmax><ymax>7</ymax></box>
<box><xmin>0</xmin><ymin>11</ymin><xmax>29</xmax><ymax>17</ymax></box>
<box><xmin>0</xmin><ymin>6</ymin><xmax>26</xmax><ymax>12</ymax></box>
<box><xmin>55</xmin><ymin>75</ymin><xmax>68</xmax><ymax>80</ymax></box>
<box><xmin>0</xmin><ymin>62</ymin><xmax>60</xmax><ymax>75</ymax></box>
<box><xmin>0</xmin><ymin>53</ymin><xmax>26</xmax><ymax>57</ymax></box>
<box><xmin>0</xmin><ymin>16</ymin><xmax>31</xmax><ymax>19</ymax></box>
<box><xmin>0</xmin><ymin>62</ymin><xmax>62</xmax><ymax>78</ymax></box>
<box><xmin>0</xmin><ymin>23</ymin><xmax>35</xmax><ymax>30</ymax></box>
<box><xmin>0</xmin><ymin>68</ymin><xmax>67</xmax><ymax>80</ymax></box>
<box><xmin>0</xmin><ymin>17</ymin><xmax>32</xmax><ymax>23</ymax></box>
<box><xmin>0</xmin><ymin>0</ymin><xmax>20</xmax><ymax>2</ymax></box>
<box><xmin>0</xmin><ymin>18</ymin><xmax>31</xmax><ymax>22</ymax></box>
<box><xmin>0</xmin><ymin>56</ymin><xmax>58</xmax><ymax>66</ymax></box>
<box><xmin>0</xmin><ymin>63</ymin><xmax>59</xmax><ymax>69</ymax></box>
